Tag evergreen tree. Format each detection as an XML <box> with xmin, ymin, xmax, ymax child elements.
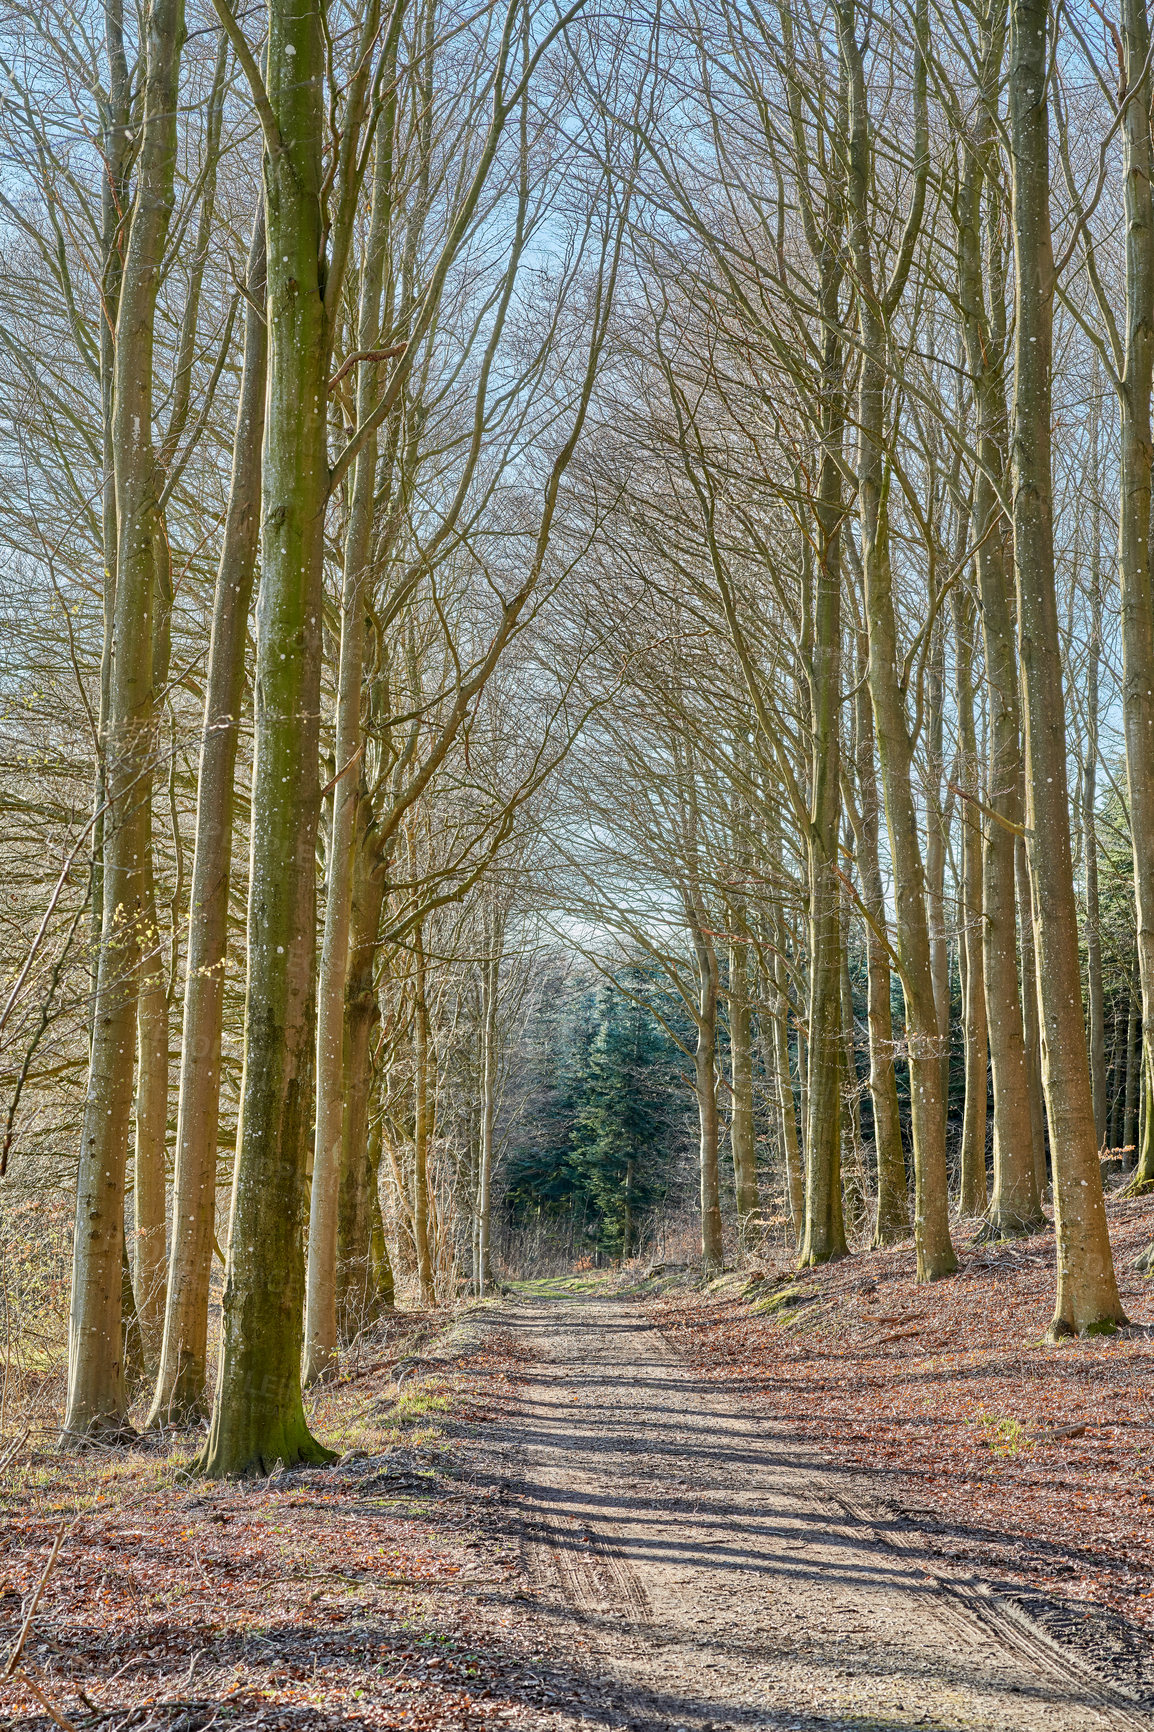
<box><xmin>569</xmin><ymin>986</ymin><xmax>671</xmax><ymax>1257</ymax></box>
<box><xmin>504</xmin><ymin>968</ymin><xmax>684</xmax><ymax>1256</ymax></box>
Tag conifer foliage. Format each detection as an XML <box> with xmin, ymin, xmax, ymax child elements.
<box><xmin>505</xmin><ymin>976</ymin><xmax>688</xmax><ymax>1262</ymax></box>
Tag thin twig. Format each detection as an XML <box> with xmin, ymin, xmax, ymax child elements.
<box><xmin>3</xmin><ymin>1520</ymin><xmax>65</xmax><ymax>1678</ymax></box>
<box><xmin>8</xmin><ymin>1660</ymin><xmax>76</xmax><ymax>1732</ymax></box>
<box><xmin>0</xmin><ymin>1427</ymin><xmax>29</xmax><ymax>1476</ymax></box>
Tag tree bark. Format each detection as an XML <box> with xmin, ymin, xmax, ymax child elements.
<box><xmin>839</xmin><ymin>0</ymin><xmax>954</xmax><ymax>1282</ymax></box>
<box><xmin>199</xmin><ymin>0</ymin><xmax>343</xmax><ymax>1474</ymax></box>
<box><xmin>1016</xmin><ymin>832</ymin><xmax>1049</xmax><ymax>1197</ymax></box>
<box><xmin>90</xmin><ymin>0</ymin><xmax>133</xmax><ymax>1037</ymax></box>
<box><xmin>1008</xmin><ymin>0</ymin><xmax>1125</xmax><ymax>1334</ymax></box>
<box><xmin>64</xmin><ymin>0</ymin><xmax>184</xmax><ymax>1443</ymax></box>
<box><xmin>1086</xmin><ymin>462</ymin><xmax>1107</xmax><ymax>1149</ymax></box>
<box><xmin>798</xmin><ymin>279</ymin><xmax>847</xmax><ymax>1269</ymax></box>
<box><xmin>728</xmin><ymin>928</ymin><xmax>759</xmax><ymax>1249</ymax></box>
<box><xmin>765</xmin><ymin>919</ymin><xmax>804</xmax><ymax>1241</ymax></box>
<box><xmin>953</xmin><ymin>585</ymin><xmax>989</xmax><ymax>1217</ymax></box>
<box><xmin>850</xmin><ymin>646</ymin><xmax>908</xmax><ymax>1244</ymax></box>
<box><xmin>953</xmin><ymin>27</ymin><xmax>1042</xmax><ymax>1237</ymax></box>
<box><xmin>477</xmin><ymin>926</ymin><xmax>501</xmax><ymax>1297</ymax></box>
<box><xmin>337</xmin><ymin>800</ymin><xmax>390</xmax><ymax>1336</ymax></box>
<box><xmin>840</xmin><ymin>914</ymin><xmax>865</xmax><ymax>1236</ymax></box>
<box><xmin>925</xmin><ymin>617</ymin><xmax>951</xmax><ymax>1113</ymax></box>
<box><xmin>1125</xmin><ymin>971</ymin><xmax>1142</xmax><ymax>1155</ymax></box>
<box><xmin>148</xmin><ymin>215</ymin><xmax>266</xmax><ymax>1427</ymax></box>
<box><xmin>134</xmin><ymin>514</ymin><xmax>174</xmax><ymax>1378</ymax></box>
<box><xmin>305</xmin><ymin>126</ymin><xmax>395</xmax><ymax>1383</ymax></box>
<box><xmin>134</xmin><ymin>856</ymin><xmax>168</xmax><ymax>1375</ymax></box>
<box><xmin>412</xmin><ymin>930</ymin><xmax>436</xmax><ymax>1308</ymax></box>
<box><xmin>1115</xmin><ymin>0</ymin><xmax>1154</xmax><ymax>1192</ymax></box>
<box><xmin>691</xmin><ymin>913</ymin><xmax>723</xmax><ymax>1270</ymax></box>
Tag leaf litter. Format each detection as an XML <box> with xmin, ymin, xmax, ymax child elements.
<box><xmin>0</xmin><ymin>1313</ymin><xmax>584</xmax><ymax>1732</ymax></box>
<box><xmin>648</xmin><ymin>1192</ymin><xmax>1154</xmax><ymax>1694</ymax></box>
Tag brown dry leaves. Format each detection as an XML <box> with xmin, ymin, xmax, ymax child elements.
<box><xmin>0</xmin><ymin>1317</ymin><xmax>546</xmax><ymax>1731</ymax></box>
<box><xmin>651</xmin><ymin>1196</ymin><xmax>1154</xmax><ymax>1633</ymax></box>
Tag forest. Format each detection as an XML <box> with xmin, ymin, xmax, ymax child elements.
<box><xmin>4</xmin><ymin>0</ymin><xmax>1154</xmax><ymax>1721</ymax></box>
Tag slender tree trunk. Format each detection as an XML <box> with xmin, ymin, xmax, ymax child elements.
<box><xmin>412</xmin><ymin>932</ymin><xmax>436</xmax><ymax>1308</ymax></box>
<box><xmin>799</xmin><ymin>282</ymin><xmax>846</xmax><ymax>1268</ymax></box>
<box><xmin>336</xmin><ymin>806</ymin><xmax>389</xmax><ymax>1336</ymax></box>
<box><xmin>954</xmin><ymin>33</ymin><xmax>1041</xmax><ymax>1237</ymax></box>
<box><xmin>1016</xmin><ymin>833</ymin><xmax>1048</xmax><ymax>1196</ymax></box>
<box><xmin>305</xmin><ymin>129</ymin><xmax>395</xmax><ymax>1383</ymax></box>
<box><xmin>134</xmin><ymin>853</ymin><xmax>169</xmax><ymax>1375</ymax></box>
<box><xmin>954</xmin><ymin>584</ymin><xmax>989</xmax><ymax>1216</ymax></box>
<box><xmin>852</xmin><ymin>649</ymin><xmax>908</xmax><ymax>1244</ymax></box>
<box><xmin>367</xmin><ymin>1116</ymin><xmax>395</xmax><ymax>1309</ymax></box>
<box><xmin>90</xmin><ymin>0</ymin><xmax>132</xmax><ymax>1038</ymax></box>
<box><xmin>1125</xmin><ymin>973</ymin><xmax>1142</xmax><ymax>1154</ymax></box>
<box><xmin>728</xmin><ymin>929</ymin><xmax>759</xmax><ymax>1249</ymax></box>
<box><xmin>1115</xmin><ymin>0</ymin><xmax>1154</xmax><ymax>1192</ymax></box>
<box><xmin>802</xmin><ymin>841</ymin><xmax>845</xmax><ymax>1265</ymax></box>
<box><xmin>134</xmin><ymin>518</ymin><xmax>174</xmax><ymax>1379</ymax></box>
<box><xmin>1086</xmin><ymin>476</ymin><xmax>1107</xmax><ymax>1148</ymax></box>
<box><xmin>925</xmin><ymin>618</ymin><xmax>951</xmax><ymax>1112</ymax></box>
<box><xmin>1110</xmin><ymin>996</ymin><xmax>1125</xmax><ymax>1149</ymax></box>
<box><xmin>840</xmin><ymin>0</ymin><xmax>954</xmax><ymax>1282</ymax></box>
<box><xmin>477</xmin><ymin>914</ymin><xmax>501</xmax><ymax>1298</ymax></box>
<box><xmin>766</xmin><ymin>926</ymin><xmax>804</xmax><ymax>1241</ymax></box>
<box><xmin>692</xmin><ymin>918</ymin><xmax>723</xmax><ymax>1270</ymax></box>
<box><xmin>199</xmin><ymin>0</ymin><xmax>342</xmax><ymax>1475</ymax></box>
<box><xmin>1008</xmin><ymin>0</ymin><xmax>1124</xmax><ymax>1334</ymax></box>
<box><xmin>840</xmin><ymin>919</ymin><xmax>865</xmax><ymax>1236</ymax></box>
<box><xmin>64</xmin><ymin>0</ymin><xmax>184</xmax><ymax>1443</ymax></box>
<box><xmin>149</xmin><ymin>217</ymin><xmax>266</xmax><ymax>1427</ymax></box>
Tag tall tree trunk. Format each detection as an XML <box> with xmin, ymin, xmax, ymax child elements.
<box><xmin>840</xmin><ymin>916</ymin><xmax>865</xmax><ymax>1236</ymax></box>
<box><xmin>305</xmin><ymin>127</ymin><xmax>395</xmax><ymax>1383</ymax></box>
<box><xmin>953</xmin><ymin>584</ymin><xmax>989</xmax><ymax>1217</ymax></box>
<box><xmin>1115</xmin><ymin>0</ymin><xmax>1154</xmax><ymax>1192</ymax></box>
<box><xmin>1125</xmin><ymin>971</ymin><xmax>1142</xmax><ymax>1154</ymax></box>
<box><xmin>954</xmin><ymin>23</ymin><xmax>1042</xmax><ymax>1237</ymax></box>
<box><xmin>766</xmin><ymin>920</ymin><xmax>804</xmax><ymax>1241</ymax></box>
<box><xmin>851</xmin><ymin>642</ymin><xmax>908</xmax><ymax>1244</ymax></box>
<box><xmin>412</xmin><ymin>931</ymin><xmax>436</xmax><ymax>1308</ymax></box>
<box><xmin>336</xmin><ymin>803</ymin><xmax>389</xmax><ymax>1336</ymax></box>
<box><xmin>1110</xmin><ymin>996</ymin><xmax>1126</xmax><ymax>1149</ymax></box>
<box><xmin>199</xmin><ymin>0</ymin><xmax>343</xmax><ymax>1475</ymax></box>
<box><xmin>477</xmin><ymin>930</ymin><xmax>500</xmax><ymax>1297</ymax></box>
<box><xmin>691</xmin><ymin>914</ymin><xmax>723</xmax><ymax>1271</ymax></box>
<box><xmin>1086</xmin><ymin>461</ymin><xmax>1107</xmax><ymax>1148</ymax></box>
<box><xmin>1008</xmin><ymin>0</ymin><xmax>1125</xmax><ymax>1334</ymax></box>
<box><xmin>802</xmin><ymin>843</ymin><xmax>845</xmax><ymax>1265</ymax></box>
<box><xmin>799</xmin><ymin>269</ymin><xmax>847</xmax><ymax>1269</ymax></box>
<box><xmin>1016</xmin><ymin>833</ymin><xmax>1049</xmax><ymax>1197</ymax></box>
<box><xmin>367</xmin><ymin>1115</ymin><xmax>395</xmax><ymax>1309</ymax></box>
<box><xmin>63</xmin><ymin>0</ymin><xmax>184</xmax><ymax>1443</ymax></box>
<box><xmin>925</xmin><ymin>617</ymin><xmax>951</xmax><ymax>1113</ymax></box>
<box><xmin>134</xmin><ymin>848</ymin><xmax>168</xmax><ymax>1375</ymax></box>
<box><xmin>728</xmin><ymin>928</ymin><xmax>759</xmax><ymax>1249</ymax></box>
<box><xmin>148</xmin><ymin>216</ymin><xmax>266</xmax><ymax>1427</ymax></box>
<box><xmin>90</xmin><ymin>0</ymin><xmax>133</xmax><ymax>1039</ymax></box>
<box><xmin>839</xmin><ymin>0</ymin><xmax>954</xmax><ymax>1282</ymax></box>
<box><xmin>134</xmin><ymin>517</ymin><xmax>174</xmax><ymax>1378</ymax></box>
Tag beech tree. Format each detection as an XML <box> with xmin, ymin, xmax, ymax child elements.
<box><xmin>7</xmin><ymin>0</ymin><xmax>1154</xmax><ymax>1464</ymax></box>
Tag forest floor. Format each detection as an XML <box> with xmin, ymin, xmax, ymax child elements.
<box><xmin>644</xmin><ymin>1190</ymin><xmax>1154</xmax><ymax>1714</ymax></box>
<box><xmin>4</xmin><ymin>1206</ymin><xmax>1154</xmax><ymax>1732</ymax></box>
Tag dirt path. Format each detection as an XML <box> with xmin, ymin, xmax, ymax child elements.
<box><xmin>485</xmin><ymin>1286</ymin><xmax>1150</xmax><ymax>1731</ymax></box>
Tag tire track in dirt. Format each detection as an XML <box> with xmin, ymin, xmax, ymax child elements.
<box><xmin>830</xmin><ymin>1493</ymin><xmax>1150</xmax><ymax>1730</ymax></box>
<box><xmin>485</xmin><ymin>1286</ymin><xmax>1152</xmax><ymax>1731</ymax></box>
